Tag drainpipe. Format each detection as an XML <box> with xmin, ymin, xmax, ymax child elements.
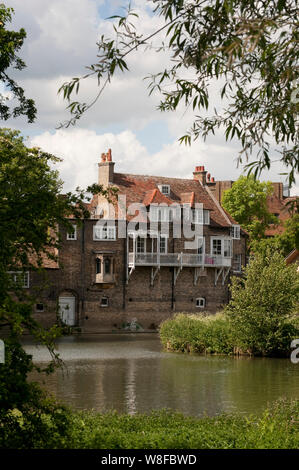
<box><xmin>80</xmin><ymin>218</ymin><xmax>85</xmax><ymax>325</ymax></box>
<box><xmin>171</xmin><ymin>233</ymin><xmax>175</xmax><ymax>311</ymax></box>
<box><xmin>123</xmin><ymin>221</ymin><xmax>127</xmax><ymax>311</ymax></box>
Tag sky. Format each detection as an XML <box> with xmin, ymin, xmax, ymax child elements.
<box><xmin>3</xmin><ymin>0</ymin><xmax>298</xmax><ymax>195</ymax></box>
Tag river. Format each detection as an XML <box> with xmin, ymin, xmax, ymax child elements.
<box><xmin>23</xmin><ymin>333</ymin><xmax>299</xmax><ymax>417</ymax></box>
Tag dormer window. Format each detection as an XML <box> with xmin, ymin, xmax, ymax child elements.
<box><xmin>158</xmin><ymin>184</ymin><xmax>170</xmax><ymax>195</ymax></box>
<box><xmin>231</xmin><ymin>225</ymin><xmax>240</xmax><ymax>239</ymax></box>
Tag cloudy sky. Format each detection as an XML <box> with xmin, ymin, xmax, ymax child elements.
<box><xmin>4</xmin><ymin>0</ymin><xmax>297</xmax><ymax>195</ymax></box>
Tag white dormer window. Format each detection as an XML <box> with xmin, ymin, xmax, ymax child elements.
<box><xmin>67</xmin><ymin>225</ymin><xmax>77</xmax><ymax>240</ymax></box>
<box><xmin>231</xmin><ymin>225</ymin><xmax>240</xmax><ymax>239</ymax></box>
<box><xmin>158</xmin><ymin>184</ymin><xmax>170</xmax><ymax>195</ymax></box>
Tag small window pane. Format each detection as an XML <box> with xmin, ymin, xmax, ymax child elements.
<box><xmin>104</xmin><ymin>258</ymin><xmax>111</xmax><ymax>274</ymax></box>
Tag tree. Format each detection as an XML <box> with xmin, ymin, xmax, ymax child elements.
<box><xmin>0</xmin><ymin>4</ymin><xmax>36</xmax><ymax>122</ymax></box>
<box><xmin>250</xmin><ymin>213</ymin><xmax>299</xmax><ymax>257</ymax></box>
<box><xmin>221</xmin><ymin>175</ymin><xmax>278</xmax><ymax>239</ymax></box>
<box><xmin>58</xmin><ymin>0</ymin><xmax>299</xmax><ymax>185</ymax></box>
<box><xmin>0</xmin><ymin>128</ymin><xmax>106</xmax><ymax>412</ymax></box>
<box><xmin>225</xmin><ymin>249</ymin><xmax>299</xmax><ymax>356</ymax></box>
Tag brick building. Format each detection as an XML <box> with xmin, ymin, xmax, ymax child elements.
<box><xmin>28</xmin><ymin>150</ymin><xmax>247</xmax><ymax>332</ymax></box>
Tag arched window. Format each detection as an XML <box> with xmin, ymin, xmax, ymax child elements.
<box><xmin>96</xmin><ymin>258</ymin><xmax>101</xmax><ymax>274</ymax></box>
<box><xmin>104</xmin><ymin>258</ymin><xmax>111</xmax><ymax>275</ymax></box>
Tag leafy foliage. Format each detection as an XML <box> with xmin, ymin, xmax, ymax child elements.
<box><xmin>159</xmin><ymin>312</ymin><xmax>234</xmax><ymax>354</ymax></box>
<box><xmin>221</xmin><ymin>175</ymin><xmax>278</xmax><ymax>239</ymax></box>
<box><xmin>0</xmin><ymin>4</ymin><xmax>36</xmax><ymax>122</ymax></box>
<box><xmin>225</xmin><ymin>249</ymin><xmax>299</xmax><ymax>356</ymax></box>
<box><xmin>0</xmin><ymin>128</ymin><xmax>106</xmax><ymax>410</ymax></box>
<box><xmin>251</xmin><ymin>213</ymin><xmax>299</xmax><ymax>257</ymax></box>
<box><xmin>58</xmin><ymin>0</ymin><xmax>299</xmax><ymax>185</ymax></box>
<box><xmin>0</xmin><ymin>398</ymin><xmax>298</xmax><ymax>449</ymax></box>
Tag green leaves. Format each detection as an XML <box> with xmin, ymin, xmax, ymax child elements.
<box><xmin>58</xmin><ymin>0</ymin><xmax>298</xmax><ymax>186</ymax></box>
<box><xmin>222</xmin><ymin>175</ymin><xmax>279</xmax><ymax>240</ymax></box>
<box><xmin>0</xmin><ymin>4</ymin><xmax>36</xmax><ymax>122</ymax></box>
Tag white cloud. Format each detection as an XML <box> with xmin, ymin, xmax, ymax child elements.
<box><xmin>3</xmin><ymin>0</ymin><xmax>298</xmax><ymax>197</ymax></box>
<box><xmin>30</xmin><ymin>129</ymin><xmax>298</xmax><ymax>196</ymax></box>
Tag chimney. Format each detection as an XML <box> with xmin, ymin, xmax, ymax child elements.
<box><xmin>193</xmin><ymin>165</ymin><xmax>207</xmax><ymax>185</ymax></box>
<box><xmin>98</xmin><ymin>148</ymin><xmax>115</xmax><ymax>187</ymax></box>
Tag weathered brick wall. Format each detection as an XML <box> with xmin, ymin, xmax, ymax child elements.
<box><xmin>29</xmin><ymin>219</ymin><xmax>247</xmax><ymax>331</ymax></box>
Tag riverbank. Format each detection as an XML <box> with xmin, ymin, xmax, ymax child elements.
<box><xmin>1</xmin><ymin>398</ymin><xmax>298</xmax><ymax>448</ymax></box>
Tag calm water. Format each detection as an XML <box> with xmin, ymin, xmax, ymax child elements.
<box><xmin>23</xmin><ymin>333</ymin><xmax>299</xmax><ymax>417</ymax></box>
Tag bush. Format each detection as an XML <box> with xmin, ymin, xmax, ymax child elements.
<box><xmin>225</xmin><ymin>249</ymin><xmax>299</xmax><ymax>356</ymax></box>
<box><xmin>0</xmin><ymin>398</ymin><xmax>298</xmax><ymax>449</ymax></box>
<box><xmin>159</xmin><ymin>313</ymin><xmax>234</xmax><ymax>355</ymax></box>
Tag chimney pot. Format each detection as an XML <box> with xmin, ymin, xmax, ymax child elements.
<box><xmin>207</xmin><ymin>173</ymin><xmax>210</xmax><ymax>181</ymax></box>
<box><xmin>98</xmin><ymin>148</ymin><xmax>115</xmax><ymax>187</ymax></box>
<box><xmin>211</xmin><ymin>177</ymin><xmax>215</xmax><ymax>183</ymax></box>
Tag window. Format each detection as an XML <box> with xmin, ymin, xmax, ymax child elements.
<box><xmin>197</xmin><ymin>237</ymin><xmax>205</xmax><ymax>255</ymax></box>
<box><xmin>211</xmin><ymin>238</ymin><xmax>232</xmax><ymax>257</ymax></box>
<box><xmin>196</xmin><ymin>297</ymin><xmax>205</xmax><ymax>308</ymax></box>
<box><xmin>233</xmin><ymin>254</ymin><xmax>242</xmax><ymax>272</ymax></box>
<box><xmin>8</xmin><ymin>271</ymin><xmax>29</xmax><ymax>288</ymax></box>
<box><xmin>104</xmin><ymin>258</ymin><xmax>111</xmax><ymax>275</ymax></box>
<box><xmin>137</xmin><ymin>237</ymin><xmax>146</xmax><ymax>253</ymax></box>
<box><xmin>212</xmin><ymin>239</ymin><xmax>222</xmax><ymax>255</ymax></box>
<box><xmin>95</xmin><ymin>256</ymin><xmax>114</xmax><ymax>283</ymax></box>
<box><xmin>96</xmin><ymin>258</ymin><xmax>101</xmax><ymax>274</ymax></box>
<box><xmin>158</xmin><ymin>184</ymin><xmax>170</xmax><ymax>195</ymax></box>
<box><xmin>93</xmin><ymin>225</ymin><xmax>116</xmax><ymax>240</ymax></box>
<box><xmin>224</xmin><ymin>239</ymin><xmax>232</xmax><ymax>257</ymax></box>
<box><xmin>36</xmin><ymin>303</ymin><xmax>44</xmax><ymax>312</ymax></box>
<box><xmin>100</xmin><ymin>297</ymin><xmax>109</xmax><ymax>307</ymax></box>
<box><xmin>159</xmin><ymin>235</ymin><xmax>168</xmax><ymax>254</ymax></box>
<box><xmin>192</xmin><ymin>209</ymin><xmax>210</xmax><ymax>225</ymax></box>
<box><xmin>230</xmin><ymin>225</ymin><xmax>240</xmax><ymax>239</ymax></box>
<box><xmin>67</xmin><ymin>225</ymin><xmax>77</xmax><ymax>240</ymax></box>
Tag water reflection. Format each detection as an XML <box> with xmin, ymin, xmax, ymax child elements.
<box><xmin>24</xmin><ymin>334</ymin><xmax>299</xmax><ymax>417</ymax></box>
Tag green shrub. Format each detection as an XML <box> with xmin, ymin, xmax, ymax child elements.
<box><xmin>1</xmin><ymin>398</ymin><xmax>298</xmax><ymax>449</ymax></box>
<box><xmin>225</xmin><ymin>250</ymin><xmax>299</xmax><ymax>356</ymax></box>
<box><xmin>160</xmin><ymin>313</ymin><xmax>234</xmax><ymax>354</ymax></box>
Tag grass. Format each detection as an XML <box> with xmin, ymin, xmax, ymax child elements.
<box><xmin>159</xmin><ymin>313</ymin><xmax>235</xmax><ymax>355</ymax></box>
<box><xmin>1</xmin><ymin>398</ymin><xmax>298</xmax><ymax>448</ymax></box>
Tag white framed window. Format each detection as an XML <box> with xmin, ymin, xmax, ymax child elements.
<box><xmin>159</xmin><ymin>235</ymin><xmax>168</xmax><ymax>254</ymax></box>
<box><xmin>67</xmin><ymin>224</ymin><xmax>77</xmax><ymax>240</ymax></box>
<box><xmin>196</xmin><ymin>297</ymin><xmax>205</xmax><ymax>308</ymax></box>
<box><xmin>100</xmin><ymin>296</ymin><xmax>109</xmax><ymax>307</ymax></box>
<box><xmin>233</xmin><ymin>254</ymin><xmax>242</xmax><ymax>272</ymax></box>
<box><xmin>136</xmin><ymin>237</ymin><xmax>146</xmax><ymax>253</ymax></box>
<box><xmin>158</xmin><ymin>184</ymin><xmax>170</xmax><ymax>195</ymax></box>
<box><xmin>93</xmin><ymin>225</ymin><xmax>116</xmax><ymax>240</ymax></box>
<box><xmin>231</xmin><ymin>225</ymin><xmax>240</xmax><ymax>239</ymax></box>
<box><xmin>8</xmin><ymin>271</ymin><xmax>29</xmax><ymax>288</ymax></box>
<box><xmin>211</xmin><ymin>238</ymin><xmax>232</xmax><ymax>257</ymax></box>
<box><xmin>191</xmin><ymin>209</ymin><xmax>210</xmax><ymax>224</ymax></box>
<box><xmin>197</xmin><ymin>236</ymin><xmax>205</xmax><ymax>255</ymax></box>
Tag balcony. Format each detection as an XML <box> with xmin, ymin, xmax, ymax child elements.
<box><xmin>128</xmin><ymin>252</ymin><xmax>231</xmax><ymax>268</ymax></box>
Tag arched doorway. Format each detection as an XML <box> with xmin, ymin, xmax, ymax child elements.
<box><xmin>58</xmin><ymin>291</ymin><xmax>76</xmax><ymax>326</ymax></box>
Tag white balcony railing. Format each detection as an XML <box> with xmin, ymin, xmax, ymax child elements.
<box><xmin>128</xmin><ymin>252</ymin><xmax>231</xmax><ymax>268</ymax></box>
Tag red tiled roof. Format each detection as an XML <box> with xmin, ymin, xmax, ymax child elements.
<box><xmin>100</xmin><ymin>172</ymin><xmax>233</xmax><ymax>227</ymax></box>
<box><xmin>285</xmin><ymin>249</ymin><xmax>299</xmax><ymax>265</ymax></box>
